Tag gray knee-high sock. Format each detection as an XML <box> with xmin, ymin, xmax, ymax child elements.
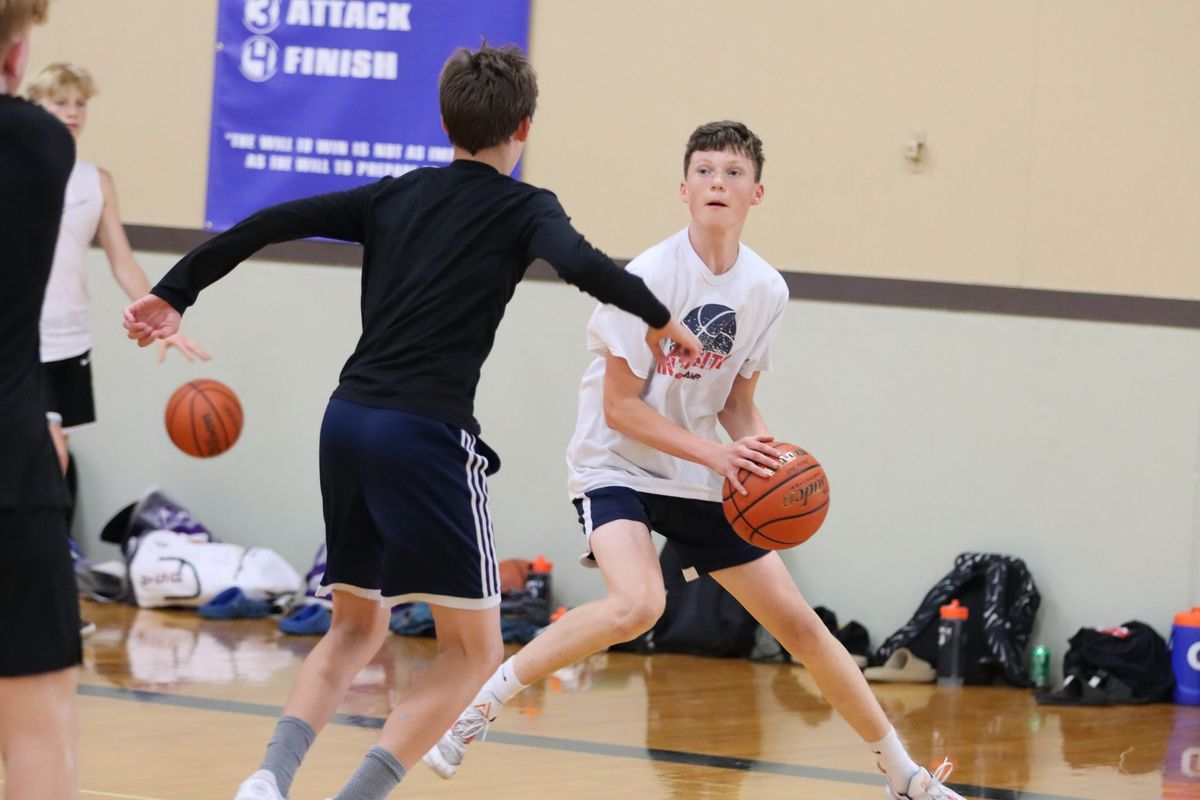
<box><xmin>333</xmin><ymin>746</ymin><xmax>406</xmax><ymax>800</ymax></box>
<box><xmin>259</xmin><ymin>715</ymin><xmax>317</xmax><ymax>797</ymax></box>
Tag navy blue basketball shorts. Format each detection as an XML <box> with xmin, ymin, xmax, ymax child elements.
<box><xmin>572</xmin><ymin>486</ymin><xmax>767</xmax><ymax>581</ymax></box>
<box><xmin>0</xmin><ymin>507</ymin><xmax>83</xmax><ymax>676</ymax></box>
<box><xmin>317</xmin><ymin>398</ymin><xmax>501</xmax><ymax>610</ymax></box>
<box><xmin>43</xmin><ymin>350</ymin><xmax>96</xmax><ymax>430</ymax></box>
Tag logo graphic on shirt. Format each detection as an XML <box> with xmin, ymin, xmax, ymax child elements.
<box><xmin>657</xmin><ymin>304</ymin><xmax>737</xmax><ymax>380</ymax></box>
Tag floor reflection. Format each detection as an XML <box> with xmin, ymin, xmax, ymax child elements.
<box><xmin>86</xmin><ymin>608</ymin><xmax>300</xmax><ymax>688</ymax></box>
<box><xmin>84</xmin><ymin>604</ymin><xmax>415</xmax><ymax>709</ymax></box>
<box><xmin>1055</xmin><ymin>704</ymin><xmax>1168</xmax><ymax>777</ymax></box>
<box><xmin>75</xmin><ymin>601</ymin><xmax>1191</xmax><ymax>800</ymax></box>
<box><xmin>877</xmin><ymin>684</ymin><xmax>1035</xmax><ymax>790</ymax></box>
<box><xmin>1164</xmin><ymin>706</ymin><xmax>1200</xmax><ymax>799</ymax></box>
<box><xmin>642</xmin><ymin>655</ymin><xmax>763</xmax><ymax>800</ymax></box>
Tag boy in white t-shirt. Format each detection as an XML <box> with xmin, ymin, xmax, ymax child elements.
<box><xmin>27</xmin><ymin>63</ymin><xmax>209</xmax><ymax>475</ymax></box>
<box><xmin>423</xmin><ymin>121</ymin><xmax>965</xmax><ymax>800</ymax></box>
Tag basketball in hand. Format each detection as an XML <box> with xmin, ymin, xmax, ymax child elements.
<box><xmin>164</xmin><ymin>379</ymin><xmax>243</xmax><ymax>458</ymax></box>
<box><xmin>722</xmin><ymin>443</ymin><xmax>830</xmax><ymax>549</ymax></box>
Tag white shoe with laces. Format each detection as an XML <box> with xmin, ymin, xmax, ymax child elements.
<box><xmin>885</xmin><ymin>759</ymin><xmax>965</xmax><ymax>800</ymax></box>
<box><xmin>421</xmin><ymin>705</ymin><xmax>492</xmax><ymax>779</ymax></box>
<box><xmin>234</xmin><ymin>769</ymin><xmax>284</xmax><ymax>800</ymax></box>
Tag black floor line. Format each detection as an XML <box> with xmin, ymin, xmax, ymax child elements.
<box><xmin>78</xmin><ymin>683</ymin><xmax>1091</xmax><ymax>800</ymax></box>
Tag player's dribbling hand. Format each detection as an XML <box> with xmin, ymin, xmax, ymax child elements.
<box><xmin>646</xmin><ymin>317</ymin><xmax>703</xmax><ymax>372</ymax></box>
<box><xmin>709</xmin><ymin>435</ymin><xmax>781</xmax><ymax>496</ymax></box>
<box><xmin>156</xmin><ymin>332</ymin><xmax>211</xmax><ymax>364</ymax></box>
<box><xmin>123</xmin><ymin>294</ymin><xmax>181</xmax><ymax>348</ymax></box>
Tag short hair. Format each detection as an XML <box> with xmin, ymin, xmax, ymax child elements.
<box><xmin>0</xmin><ymin>0</ymin><xmax>49</xmax><ymax>42</ymax></box>
<box><xmin>439</xmin><ymin>42</ymin><xmax>537</xmax><ymax>155</ymax></box>
<box><xmin>26</xmin><ymin>62</ymin><xmax>97</xmax><ymax>102</ymax></box>
<box><xmin>684</xmin><ymin>121</ymin><xmax>765</xmax><ymax>182</ymax></box>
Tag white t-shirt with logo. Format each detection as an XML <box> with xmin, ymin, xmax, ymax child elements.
<box><xmin>566</xmin><ymin>228</ymin><xmax>789</xmax><ymax>502</ymax></box>
<box><xmin>40</xmin><ymin>160</ymin><xmax>104</xmax><ymax>362</ymax></box>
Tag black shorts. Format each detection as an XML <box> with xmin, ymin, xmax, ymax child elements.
<box><xmin>573</xmin><ymin>486</ymin><xmax>767</xmax><ymax>579</ymax></box>
<box><xmin>0</xmin><ymin>507</ymin><xmax>82</xmax><ymax>676</ymax></box>
<box><xmin>43</xmin><ymin>350</ymin><xmax>96</xmax><ymax>429</ymax></box>
<box><xmin>317</xmin><ymin>398</ymin><xmax>501</xmax><ymax>610</ymax></box>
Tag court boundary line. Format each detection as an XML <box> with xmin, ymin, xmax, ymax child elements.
<box><xmin>78</xmin><ymin>683</ymin><xmax>1090</xmax><ymax>800</ymax></box>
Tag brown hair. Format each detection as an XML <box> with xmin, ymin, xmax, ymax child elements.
<box><xmin>439</xmin><ymin>42</ymin><xmax>537</xmax><ymax>155</ymax></box>
<box><xmin>684</xmin><ymin>121</ymin><xmax>765</xmax><ymax>182</ymax></box>
<box><xmin>26</xmin><ymin>62</ymin><xmax>97</xmax><ymax>102</ymax></box>
<box><xmin>0</xmin><ymin>0</ymin><xmax>49</xmax><ymax>42</ymax></box>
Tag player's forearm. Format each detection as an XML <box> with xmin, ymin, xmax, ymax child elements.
<box><xmin>153</xmin><ymin>191</ymin><xmax>367</xmax><ymax>312</ymax></box>
<box><xmin>110</xmin><ymin>256</ymin><xmax>151</xmax><ymax>302</ymax></box>
<box><xmin>530</xmin><ymin>219</ymin><xmax>670</xmax><ymax>328</ymax></box>
<box><xmin>151</xmin><ymin>205</ymin><xmax>312</xmax><ymax>312</ymax></box>
<box><xmin>719</xmin><ymin>401</ymin><xmax>770</xmax><ymax>441</ymax></box>
<box><xmin>563</xmin><ymin>260</ymin><xmax>670</xmax><ymax>330</ymax></box>
<box><xmin>604</xmin><ymin>393</ymin><xmax>720</xmax><ymax>469</ymax></box>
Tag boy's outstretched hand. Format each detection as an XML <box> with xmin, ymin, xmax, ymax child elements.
<box><xmin>646</xmin><ymin>316</ymin><xmax>703</xmax><ymax>372</ymax></box>
<box><xmin>123</xmin><ymin>294</ymin><xmax>181</xmax><ymax>349</ymax></box>
<box><xmin>156</xmin><ymin>332</ymin><xmax>211</xmax><ymax>364</ymax></box>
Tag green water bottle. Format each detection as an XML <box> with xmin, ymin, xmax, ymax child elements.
<box><xmin>1031</xmin><ymin>645</ymin><xmax>1051</xmax><ymax>689</ymax></box>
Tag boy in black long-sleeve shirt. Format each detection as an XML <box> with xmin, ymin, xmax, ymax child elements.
<box><xmin>124</xmin><ymin>43</ymin><xmax>700</xmax><ymax>800</ymax></box>
<box><xmin>0</xmin><ymin>1</ymin><xmax>83</xmax><ymax>796</ymax></box>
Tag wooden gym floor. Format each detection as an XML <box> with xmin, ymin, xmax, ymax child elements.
<box><xmin>3</xmin><ymin>600</ymin><xmax>1194</xmax><ymax>799</ymax></box>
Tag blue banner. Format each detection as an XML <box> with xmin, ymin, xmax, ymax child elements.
<box><xmin>205</xmin><ymin>0</ymin><xmax>530</xmax><ymax>231</ymax></box>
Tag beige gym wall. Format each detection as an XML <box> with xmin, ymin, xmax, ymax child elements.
<box><xmin>28</xmin><ymin>0</ymin><xmax>1200</xmax><ymax>665</ymax></box>
<box><xmin>27</xmin><ymin>0</ymin><xmax>1200</xmax><ymax>299</ymax></box>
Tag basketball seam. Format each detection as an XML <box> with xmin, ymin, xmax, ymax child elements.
<box><xmin>186</xmin><ymin>389</ymin><xmax>205</xmax><ymax>457</ymax></box>
<box><xmin>190</xmin><ymin>383</ymin><xmax>233</xmax><ymax>456</ymax></box>
<box><xmin>202</xmin><ymin>386</ymin><xmax>244</xmax><ymax>427</ymax></box>
<box><xmin>751</xmin><ymin>501</ymin><xmax>831</xmax><ymax>544</ymax></box>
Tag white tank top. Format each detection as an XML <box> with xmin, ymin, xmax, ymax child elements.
<box><xmin>40</xmin><ymin>160</ymin><xmax>104</xmax><ymax>362</ymax></box>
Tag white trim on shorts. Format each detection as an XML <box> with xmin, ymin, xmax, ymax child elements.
<box><xmin>461</xmin><ymin>431</ymin><xmax>499</xmax><ymax>597</ymax></box>
<box><xmin>44</xmin><ymin>411</ymin><xmax>97</xmax><ymax>434</ymax></box>
<box><xmin>577</xmin><ymin>494</ymin><xmax>600</xmax><ymax>569</ymax></box>
<box><xmin>317</xmin><ymin>582</ymin><xmax>500</xmax><ymax>611</ymax></box>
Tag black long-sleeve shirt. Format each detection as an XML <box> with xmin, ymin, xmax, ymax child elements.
<box><xmin>0</xmin><ymin>96</ymin><xmax>74</xmax><ymax>508</ymax></box>
<box><xmin>154</xmin><ymin>159</ymin><xmax>670</xmax><ymax>435</ymax></box>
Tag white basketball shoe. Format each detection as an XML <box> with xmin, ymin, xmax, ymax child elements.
<box><xmin>234</xmin><ymin>769</ymin><xmax>284</xmax><ymax>800</ymax></box>
<box><xmin>884</xmin><ymin>759</ymin><xmax>965</xmax><ymax>800</ymax></box>
<box><xmin>421</xmin><ymin>703</ymin><xmax>493</xmax><ymax>779</ymax></box>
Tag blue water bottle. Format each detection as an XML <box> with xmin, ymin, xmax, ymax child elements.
<box><xmin>1172</xmin><ymin>606</ymin><xmax>1200</xmax><ymax>705</ymax></box>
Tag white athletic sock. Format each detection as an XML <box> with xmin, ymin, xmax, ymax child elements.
<box><xmin>868</xmin><ymin>726</ymin><xmax>921</xmax><ymax>791</ymax></box>
<box><xmin>470</xmin><ymin>656</ymin><xmax>528</xmax><ymax>720</ymax></box>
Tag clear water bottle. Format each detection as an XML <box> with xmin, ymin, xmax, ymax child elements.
<box><xmin>937</xmin><ymin>599</ymin><xmax>969</xmax><ymax>688</ymax></box>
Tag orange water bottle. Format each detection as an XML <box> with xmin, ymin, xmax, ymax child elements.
<box><xmin>525</xmin><ymin>555</ymin><xmax>553</xmax><ymax>600</ymax></box>
<box><xmin>937</xmin><ymin>600</ymin><xmax>969</xmax><ymax>688</ymax></box>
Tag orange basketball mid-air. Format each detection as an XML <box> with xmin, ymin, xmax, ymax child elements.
<box><xmin>722</xmin><ymin>443</ymin><xmax>830</xmax><ymax>550</ymax></box>
<box><xmin>164</xmin><ymin>379</ymin><xmax>243</xmax><ymax>458</ymax></box>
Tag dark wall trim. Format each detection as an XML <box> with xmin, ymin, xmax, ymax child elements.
<box><xmin>127</xmin><ymin>224</ymin><xmax>1200</xmax><ymax>330</ymax></box>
